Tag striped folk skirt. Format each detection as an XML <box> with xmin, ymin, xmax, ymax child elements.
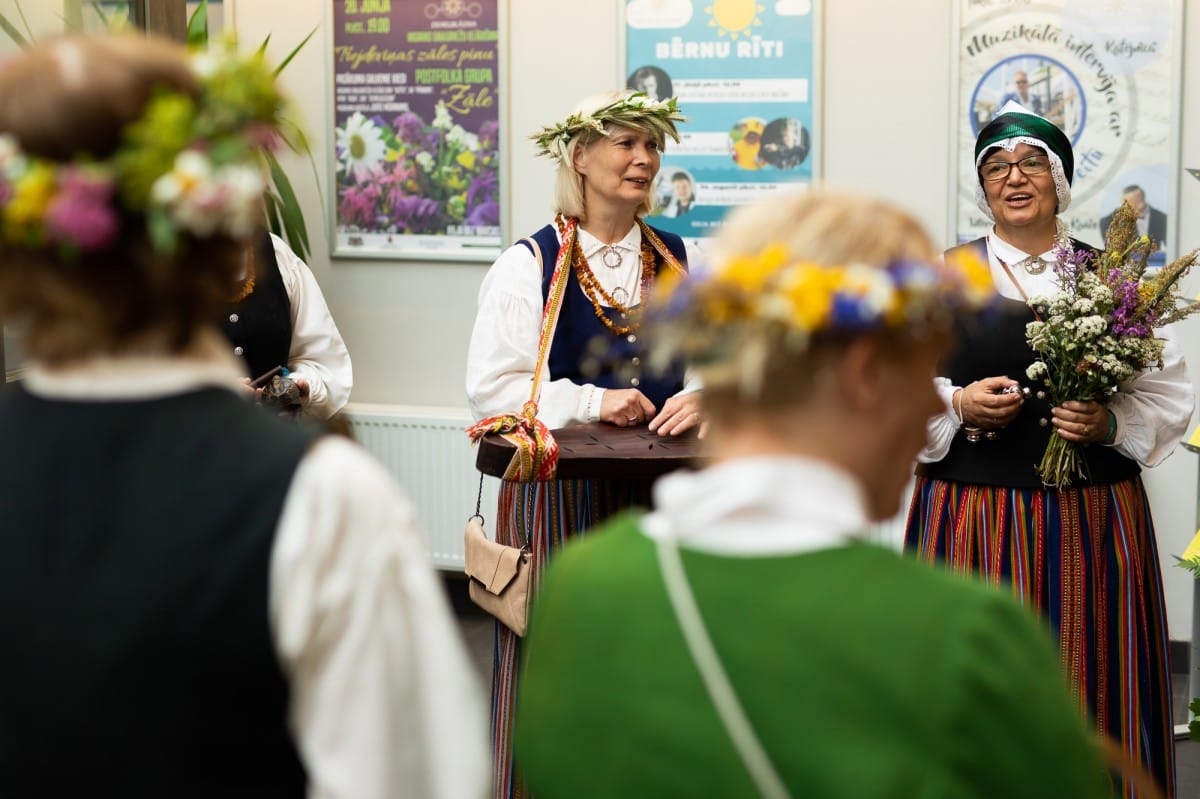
<box><xmin>905</xmin><ymin>475</ymin><xmax>1175</xmax><ymax>799</ymax></box>
<box><xmin>490</xmin><ymin>476</ymin><xmax>654</xmax><ymax>799</ymax></box>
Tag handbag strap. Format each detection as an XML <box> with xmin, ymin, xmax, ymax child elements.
<box><xmin>525</xmin><ymin>218</ymin><xmax>575</xmax><ymax>412</ymax></box>
<box><xmin>655</xmin><ymin>534</ymin><xmax>792</xmax><ymax>799</ymax></box>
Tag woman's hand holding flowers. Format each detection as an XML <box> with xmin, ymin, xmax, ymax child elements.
<box><xmin>1051</xmin><ymin>400</ymin><xmax>1112</xmax><ymax>445</ymax></box>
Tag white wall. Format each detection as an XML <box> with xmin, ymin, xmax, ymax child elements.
<box><xmin>6</xmin><ymin>1</ymin><xmax>1196</xmax><ymax>638</ymax></box>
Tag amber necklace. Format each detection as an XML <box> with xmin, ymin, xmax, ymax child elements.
<box><xmin>229</xmin><ymin>246</ymin><xmax>257</xmax><ymax>303</ymax></box>
<box><xmin>558</xmin><ymin>215</ymin><xmax>655</xmax><ymax>336</ymax></box>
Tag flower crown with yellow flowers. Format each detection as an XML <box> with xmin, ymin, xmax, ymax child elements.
<box><xmin>530</xmin><ymin>92</ymin><xmax>687</xmax><ymax>163</ymax></box>
<box><xmin>648</xmin><ymin>245</ymin><xmax>996</xmax><ymax>376</ymax></box>
<box><xmin>0</xmin><ymin>40</ymin><xmax>288</xmax><ymax>258</ymax></box>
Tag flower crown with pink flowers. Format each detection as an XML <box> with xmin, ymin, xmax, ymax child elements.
<box><xmin>0</xmin><ymin>41</ymin><xmax>288</xmax><ymax>257</ymax></box>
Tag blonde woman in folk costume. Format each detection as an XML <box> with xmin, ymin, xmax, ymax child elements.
<box><xmin>906</xmin><ymin>102</ymin><xmax>1191</xmax><ymax>798</ymax></box>
<box><xmin>466</xmin><ymin>89</ymin><xmax>703</xmax><ymax>798</ymax></box>
<box><xmin>0</xmin><ymin>33</ymin><xmax>486</xmax><ymax>798</ymax></box>
<box><xmin>514</xmin><ymin>189</ymin><xmax>1112</xmax><ymax>798</ymax></box>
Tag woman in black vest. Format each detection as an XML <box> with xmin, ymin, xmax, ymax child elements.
<box><xmin>221</xmin><ymin>229</ymin><xmax>353</xmax><ymax>421</ymax></box>
<box><xmin>0</xmin><ymin>33</ymin><xmax>486</xmax><ymax>798</ymax></box>
<box><xmin>905</xmin><ymin>102</ymin><xmax>1191</xmax><ymax>798</ymax></box>
<box><xmin>465</xmin><ymin>90</ymin><xmax>703</xmax><ymax>798</ymax></box>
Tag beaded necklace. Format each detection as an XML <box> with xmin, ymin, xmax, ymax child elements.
<box><xmin>557</xmin><ymin>215</ymin><xmax>656</xmax><ymax>336</ymax></box>
<box><xmin>229</xmin><ymin>246</ymin><xmax>257</xmax><ymax>303</ymax></box>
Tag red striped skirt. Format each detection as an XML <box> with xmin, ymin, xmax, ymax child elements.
<box><xmin>905</xmin><ymin>475</ymin><xmax>1175</xmax><ymax>798</ymax></box>
<box><xmin>490</xmin><ymin>476</ymin><xmax>654</xmax><ymax>799</ymax></box>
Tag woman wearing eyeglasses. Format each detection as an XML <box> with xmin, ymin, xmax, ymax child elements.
<box><xmin>905</xmin><ymin>101</ymin><xmax>1191</xmax><ymax>797</ymax></box>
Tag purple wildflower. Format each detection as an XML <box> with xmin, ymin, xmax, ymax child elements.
<box><xmin>466</xmin><ymin>171</ymin><xmax>497</xmax><ymax>210</ymax></box>
<box><xmin>392</xmin><ymin>112</ymin><xmax>426</xmax><ymax>146</ymax></box>
<box><xmin>391</xmin><ymin>195</ymin><xmax>441</xmax><ymax>233</ymax></box>
<box><xmin>477</xmin><ymin>119</ymin><xmax>500</xmax><ymax>150</ymax></box>
<box><xmin>1052</xmin><ymin>240</ymin><xmax>1093</xmax><ymax>290</ymax></box>
<box><xmin>465</xmin><ymin>199</ymin><xmax>500</xmax><ymax>227</ymax></box>
<box><xmin>1107</xmin><ymin>273</ymin><xmax>1150</xmax><ymax>337</ymax></box>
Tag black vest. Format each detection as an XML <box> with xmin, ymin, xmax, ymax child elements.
<box><xmin>220</xmin><ymin>233</ymin><xmax>293</xmax><ymax>382</ymax></box>
<box><xmin>523</xmin><ymin>223</ymin><xmax>689</xmax><ymax>410</ymax></box>
<box><xmin>917</xmin><ymin>238</ymin><xmax>1139</xmax><ymax>488</ymax></box>
<box><xmin>0</xmin><ymin>386</ymin><xmax>316</xmax><ymax>797</ymax></box>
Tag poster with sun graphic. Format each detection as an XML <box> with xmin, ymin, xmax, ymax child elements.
<box><xmin>624</xmin><ymin>0</ymin><xmax>819</xmax><ymax>246</ymax></box>
<box><xmin>330</xmin><ymin>0</ymin><xmax>503</xmax><ymax>261</ymax></box>
<box><xmin>953</xmin><ymin>0</ymin><xmax>1181</xmax><ymax>264</ymax></box>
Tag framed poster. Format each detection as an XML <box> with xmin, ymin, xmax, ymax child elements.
<box><xmin>622</xmin><ymin>0</ymin><xmax>820</xmax><ymax>247</ymax></box>
<box><xmin>951</xmin><ymin>0</ymin><xmax>1182</xmax><ymax>265</ymax></box>
<box><xmin>329</xmin><ymin>0</ymin><xmax>505</xmax><ymax>261</ymax></box>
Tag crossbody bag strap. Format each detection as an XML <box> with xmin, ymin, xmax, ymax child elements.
<box><xmin>523</xmin><ymin>218</ymin><xmax>575</xmax><ymax>413</ymax></box>
<box><xmin>655</xmin><ymin>535</ymin><xmax>792</xmax><ymax>799</ymax></box>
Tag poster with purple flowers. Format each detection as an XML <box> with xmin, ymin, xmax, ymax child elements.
<box><xmin>331</xmin><ymin>0</ymin><xmax>503</xmax><ymax>261</ymax></box>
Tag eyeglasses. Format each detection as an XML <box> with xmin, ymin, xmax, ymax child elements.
<box><xmin>978</xmin><ymin>154</ymin><xmax>1051</xmax><ymax>182</ymax></box>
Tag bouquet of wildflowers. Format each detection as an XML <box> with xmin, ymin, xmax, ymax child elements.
<box><xmin>1025</xmin><ymin>202</ymin><xmax>1200</xmax><ymax>487</ymax></box>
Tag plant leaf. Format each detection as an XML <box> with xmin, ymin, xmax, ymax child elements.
<box><xmin>274</xmin><ymin>27</ymin><xmax>316</xmax><ymax>76</ymax></box>
<box><xmin>263</xmin><ymin>149</ymin><xmax>310</xmax><ymax>261</ymax></box>
<box><xmin>0</xmin><ymin>11</ymin><xmax>28</xmax><ymax>48</ymax></box>
<box><xmin>1172</xmin><ymin>554</ymin><xmax>1200</xmax><ymax>579</ymax></box>
<box><xmin>186</xmin><ymin>0</ymin><xmax>209</xmax><ymax>48</ymax></box>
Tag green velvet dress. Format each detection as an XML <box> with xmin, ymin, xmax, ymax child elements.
<box><xmin>516</xmin><ymin>515</ymin><xmax>1112</xmax><ymax>799</ymax></box>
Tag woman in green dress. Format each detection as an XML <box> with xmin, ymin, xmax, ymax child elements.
<box><xmin>514</xmin><ymin>189</ymin><xmax>1114</xmax><ymax>798</ymax></box>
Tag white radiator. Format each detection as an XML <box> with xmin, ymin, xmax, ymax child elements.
<box><xmin>343</xmin><ymin>403</ymin><xmax>499</xmax><ymax>570</ymax></box>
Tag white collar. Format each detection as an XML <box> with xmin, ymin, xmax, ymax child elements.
<box><xmin>986</xmin><ymin>227</ymin><xmax>1059</xmax><ymax>263</ymax></box>
<box><xmin>22</xmin><ymin>329</ymin><xmax>249</xmax><ymax>401</ymax></box>
<box><xmin>576</xmin><ymin>223</ymin><xmax>641</xmax><ymax>259</ymax></box>
<box><xmin>640</xmin><ymin>456</ymin><xmax>872</xmax><ymax>556</ymax></box>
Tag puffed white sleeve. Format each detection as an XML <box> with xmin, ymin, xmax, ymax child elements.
<box><xmin>270</xmin><ymin>437</ymin><xmax>489</xmax><ymax>799</ymax></box>
<box><xmin>273</xmin><ymin>235</ymin><xmax>354</xmax><ymax>420</ymax></box>
<box><xmin>673</xmin><ymin>239</ymin><xmax>707</xmax><ymax>396</ymax></box>
<box><xmin>1105</xmin><ymin>326</ymin><xmax>1195</xmax><ymax>467</ymax></box>
<box><xmin>917</xmin><ymin>377</ymin><xmax>962</xmax><ymax>463</ymax></box>
<box><xmin>466</xmin><ymin>241</ymin><xmax>599</xmax><ymax>428</ymax></box>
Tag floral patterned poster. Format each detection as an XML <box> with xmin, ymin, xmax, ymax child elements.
<box><xmin>331</xmin><ymin>0</ymin><xmax>502</xmax><ymax>260</ymax></box>
<box><xmin>954</xmin><ymin>0</ymin><xmax>1180</xmax><ymax>265</ymax></box>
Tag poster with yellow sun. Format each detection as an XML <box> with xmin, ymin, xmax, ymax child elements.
<box><xmin>625</xmin><ymin>0</ymin><xmax>818</xmax><ymax>245</ymax></box>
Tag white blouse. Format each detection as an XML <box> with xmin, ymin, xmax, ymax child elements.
<box><xmin>919</xmin><ymin>230</ymin><xmax>1194</xmax><ymax>468</ymax></box>
<box><xmin>466</xmin><ymin>223</ymin><xmax>701</xmax><ymax>428</ymax></box>
<box><xmin>269</xmin><ymin>234</ymin><xmax>354</xmax><ymax>421</ymax></box>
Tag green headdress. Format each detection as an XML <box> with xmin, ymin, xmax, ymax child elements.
<box><xmin>530</xmin><ymin>92</ymin><xmax>686</xmax><ymax>163</ymax></box>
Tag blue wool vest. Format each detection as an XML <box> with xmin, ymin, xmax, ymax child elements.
<box><xmin>0</xmin><ymin>386</ymin><xmax>316</xmax><ymax>797</ymax></box>
<box><xmin>521</xmin><ymin>223</ymin><xmax>688</xmax><ymax>410</ymax></box>
<box><xmin>917</xmin><ymin>237</ymin><xmax>1139</xmax><ymax>488</ymax></box>
<box><xmin>220</xmin><ymin>232</ymin><xmax>293</xmax><ymax>382</ymax></box>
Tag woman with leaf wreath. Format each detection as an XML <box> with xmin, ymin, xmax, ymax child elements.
<box><xmin>0</xmin><ymin>33</ymin><xmax>486</xmax><ymax>798</ymax></box>
<box><xmin>465</xmin><ymin>90</ymin><xmax>703</xmax><ymax>798</ymax></box>
<box><xmin>905</xmin><ymin>101</ymin><xmax>1193</xmax><ymax>798</ymax></box>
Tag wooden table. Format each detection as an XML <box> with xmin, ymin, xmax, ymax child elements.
<box><xmin>475</xmin><ymin>422</ymin><xmax>703</xmax><ymax>481</ymax></box>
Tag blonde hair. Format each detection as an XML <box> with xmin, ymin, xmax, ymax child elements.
<box><xmin>0</xmin><ymin>34</ymin><xmax>247</xmax><ymax>364</ymax></box>
<box><xmin>697</xmin><ymin>189</ymin><xmax>940</xmax><ymax>423</ymax></box>
<box><xmin>551</xmin><ymin>90</ymin><xmax>668</xmax><ymax>221</ymax></box>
